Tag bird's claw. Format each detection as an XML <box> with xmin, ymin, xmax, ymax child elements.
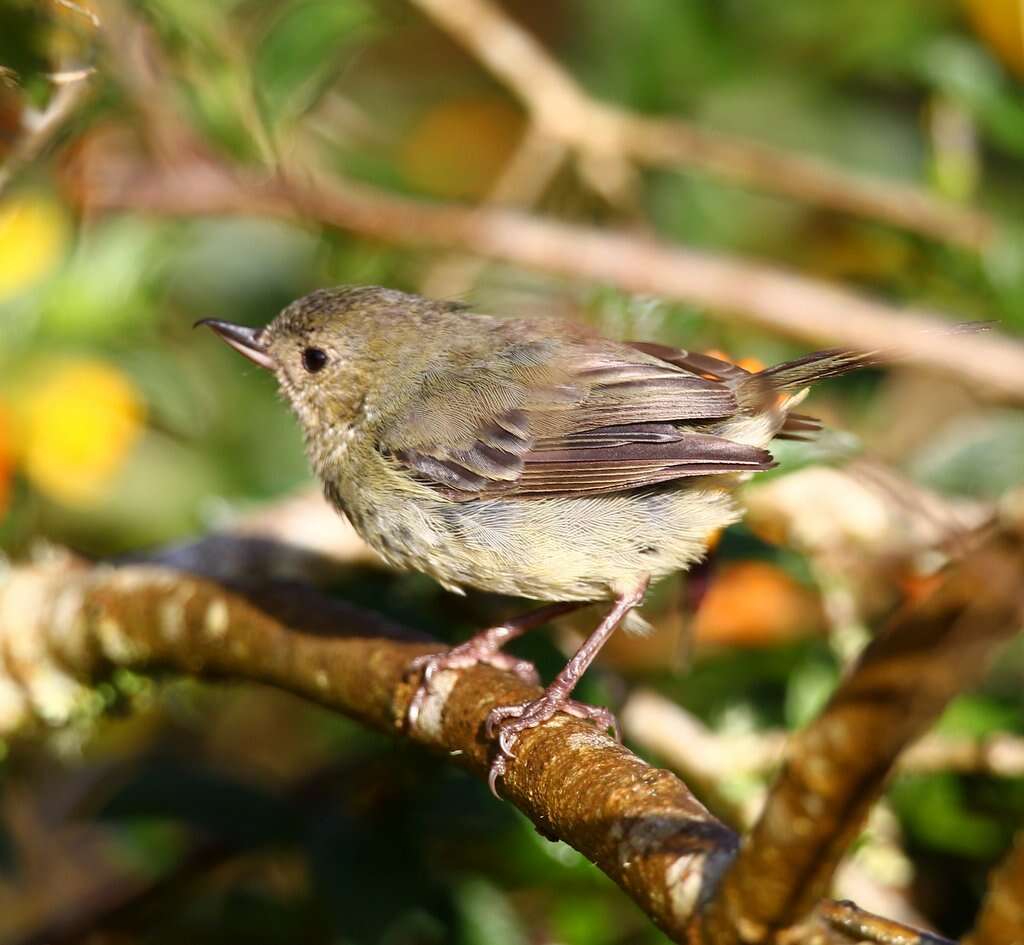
<box><xmin>485</xmin><ymin>694</ymin><xmax>620</xmax><ymax>797</ymax></box>
<box><xmin>406</xmin><ymin>642</ymin><xmax>539</xmax><ymax>730</ymax></box>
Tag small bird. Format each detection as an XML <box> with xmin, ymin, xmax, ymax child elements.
<box><xmin>200</xmin><ymin>286</ymin><xmax>871</xmax><ymax>792</ymax></box>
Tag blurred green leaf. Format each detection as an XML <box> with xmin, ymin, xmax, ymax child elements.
<box><xmin>255</xmin><ymin>0</ymin><xmax>372</xmax><ymax>124</ymax></box>
<box><xmin>917</xmin><ymin>36</ymin><xmax>1024</xmax><ymax>157</ymax></box>
<box><xmin>38</xmin><ymin>218</ymin><xmax>165</xmax><ymax>343</ymax></box>
<box><xmin>785</xmin><ymin>658</ymin><xmax>840</xmax><ymax>729</ymax></box>
<box><xmin>456</xmin><ymin>878</ymin><xmax>529</xmax><ymax>945</ymax></box>
<box><xmin>0</xmin><ymin>1</ymin><xmax>50</xmax><ymax>82</ymax></box>
<box><xmin>911</xmin><ymin>409</ymin><xmax>1024</xmax><ymax>497</ymax></box>
<box><xmin>107</xmin><ymin>818</ymin><xmax>189</xmax><ymax>879</ymax></box>
<box><xmin>891</xmin><ymin>773</ymin><xmax>1010</xmax><ymax>858</ymax></box>
<box><xmin>937</xmin><ymin>695</ymin><xmax>1023</xmax><ymax>736</ymax></box>
<box><xmin>551</xmin><ymin>892</ymin><xmax>618</xmax><ymax>945</ymax></box>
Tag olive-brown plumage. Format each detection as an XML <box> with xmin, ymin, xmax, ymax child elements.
<box><xmin>201</xmin><ymin>285</ymin><xmax>871</xmax><ymax>792</ymax></box>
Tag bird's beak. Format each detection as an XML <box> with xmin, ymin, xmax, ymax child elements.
<box><xmin>195</xmin><ymin>319</ymin><xmax>275</xmax><ymax>370</ymax></box>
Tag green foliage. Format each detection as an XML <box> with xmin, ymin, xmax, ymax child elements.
<box><xmin>254</xmin><ymin>0</ymin><xmax>373</xmax><ymax>124</ymax></box>
<box><xmin>0</xmin><ymin>1</ymin><xmax>50</xmax><ymax>85</ymax></box>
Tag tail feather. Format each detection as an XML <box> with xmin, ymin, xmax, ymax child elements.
<box><xmin>776</xmin><ymin>411</ymin><xmax>824</xmax><ymax>441</ymax></box>
<box><xmin>753</xmin><ymin>348</ymin><xmax>880</xmax><ymax>392</ymax></box>
<box><xmin>735</xmin><ymin>347</ymin><xmax>878</xmax><ymax>412</ymax></box>
<box><xmin>747</xmin><ymin>319</ymin><xmax>991</xmax><ymax>399</ymax></box>
<box><xmin>742</xmin><ymin>320</ymin><xmax>992</xmax><ymax>403</ymax></box>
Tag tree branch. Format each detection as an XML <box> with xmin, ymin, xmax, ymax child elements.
<box><xmin>701</xmin><ymin>526</ymin><xmax>1024</xmax><ymax>944</ymax></box>
<box><xmin>75</xmin><ymin>157</ymin><xmax>1024</xmax><ymax>403</ymax></box>
<box><xmin>966</xmin><ymin>830</ymin><xmax>1024</xmax><ymax>945</ymax></box>
<box><xmin>4</xmin><ymin>519</ymin><xmax>1020</xmax><ymax>943</ymax></box>
<box><xmin>409</xmin><ymin>0</ymin><xmax>994</xmax><ymax>250</ymax></box>
<box><xmin>0</xmin><ymin>557</ymin><xmax>738</xmax><ymax>941</ymax></box>
<box><xmin>3</xmin><ymin>538</ymin><xmax>1000</xmax><ymax>944</ymax></box>
<box><xmin>623</xmin><ymin>690</ymin><xmax>1024</xmax><ymax>798</ymax></box>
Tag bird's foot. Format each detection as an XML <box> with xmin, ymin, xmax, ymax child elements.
<box><xmin>406</xmin><ymin>639</ymin><xmax>539</xmax><ymax>730</ymax></box>
<box><xmin>485</xmin><ymin>692</ymin><xmax>620</xmax><ymax>796</ymax></box>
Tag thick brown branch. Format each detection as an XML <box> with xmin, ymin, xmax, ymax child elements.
<box><xmin>0</xmin><ymin>559</ymin><xmax>735</xmax><ymax>941</ymax></box>
<box><xmin>409</xmin><ymin>0</ymin><xmax>993</xmax><ymax>250</ymax></box>
<box><xmin>966</xmin><ymin>830</ymin><xmax>1024</xmax><ymax>945</ymax></box>
<box><xmin>701</xmin><ymin>527</ymin><xmax>1024</xmax><ymax>944</ymax></box>
<box><xmin>77</xmin><ymin>159</ymin><xmax>1024</xmax><ymax>403</ymax></box>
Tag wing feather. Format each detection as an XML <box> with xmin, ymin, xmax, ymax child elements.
<box><xmin>380</xmin><ymin>335</ymin><xmax>776</xmax><ymax>500</ymax></box>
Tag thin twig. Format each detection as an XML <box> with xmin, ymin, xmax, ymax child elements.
<box><xmin>622</xmin><ymin>691</ymin><xmax>1024</xmax><ymax>791</ymax></box>
<box><xmin>0</xmin><ymin>80</ymin><xmax>91</xmax><ymax>198</ymax></box>
<box><xmin>0</xmin><ymin>0</ymin><xmax>99</xmax><ymax>197</ymax></box>
<box><xmin>409</xmin><ymin>0</ymin><xmax>994</xmax><ymax>250</ymax></box>
<box><xmin>815</xmin><ymin>900</ymin><xmax>961</xmax><ymax>945</ymax></box>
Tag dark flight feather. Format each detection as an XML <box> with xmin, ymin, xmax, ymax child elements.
<box><xmin>627</xmin><ymin>342</ymin><xmax>753</xmax><ymax>384</ymax></box>
<box><xmin>776</xmin><ymin>412</ymin><xmax>823</xmax><ymax>441</ymax></box>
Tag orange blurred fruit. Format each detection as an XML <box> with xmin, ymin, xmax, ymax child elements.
<box><xmin>401</xmin><ymin>97</ymin><xmax>524</xmax><ymax>200</ymax></box>
<box><xmin>693</xmin><ymin>560</ymin><xmax>824</xmax><ymax>648</ymax></box>
<box><xmin>0</xmin><ymin>401</ymin><xmax>12</xmax><ymax>520</ymax></box>
<box><xmin>961</xmin><ymin>0</ymin><xmax>1024</xmax><ymax>77</ymax></box>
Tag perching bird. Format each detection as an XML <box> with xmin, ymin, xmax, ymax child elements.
<box><xmin>200</xmin><ymin>286</ymin><xmax>872</xmax><ymax>792</ymax></box>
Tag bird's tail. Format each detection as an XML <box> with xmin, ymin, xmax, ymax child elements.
<box><xmin>738</xmin><ymin>320</ymin><xmax>990</xmax><ymax>408</ymax></box>
<box><xmin>735</xmin><ymin>347</ymin><xmax>877</xmax><ymax>412</ymax></box>
<box><xmin>749</xmin><ymin>348</ymin><xmax>879</xmax><ymax>393</ymax></box>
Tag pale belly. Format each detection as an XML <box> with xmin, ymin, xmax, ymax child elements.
<box><xmin>337</xmin><ymin>479</ymin><xmax>741</xmax><ymax>602</ymax></box>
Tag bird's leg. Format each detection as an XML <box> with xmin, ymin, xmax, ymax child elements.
<box><xmin>406</xmin><ymin>601</ymin><xmax>587</xmax><ymax>729</ymax></box>
<box><xmin>485</xmin><ymin>576</ymin><xmax>650</xmax><ymax>795</ymax></box>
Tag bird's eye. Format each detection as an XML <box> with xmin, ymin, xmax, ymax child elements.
<box><xmin>302</xmin><ymin>347</ymin><xmax>328</xmax><ymax>373</ymax></box>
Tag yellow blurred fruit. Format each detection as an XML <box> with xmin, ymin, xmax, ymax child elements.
<box><xmin>961</xmin><ymin>0</ymin><xmax>1024</xmax><ymax>77</ymax></box>
<box><xmin>401</xmin><ymin>97</ymin><xmax>524</xmax><ymax>200</ymax></box>
<box><xmin>17</xmin><ymin>359</ymin><xmax>144</xmax><ymax>507</ymax></box>
<box><xmin>0</xmin><ymin>195</ymin><xmax>68</xmax><ymax>301</ymax></box>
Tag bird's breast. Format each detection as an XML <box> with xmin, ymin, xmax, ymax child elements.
<box><xmin>324</xmin><ymin>456</ymin><xmax>742</xmax><ymax>603</ymax></box>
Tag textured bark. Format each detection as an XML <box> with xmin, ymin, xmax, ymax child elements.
<box><xmin>0</xmin><ymin>559</ymin><xmax>733</xmax><ymax>941</ymax></box>
<box><xmin>701</xmin><ymin>529</ymin><xmax>1024</xmax><ymax>944</ymax></box>
<box><xmin>966</xmin><ymin>831</ymin><xmax>1024</xmax><ymax>945</ymax></box>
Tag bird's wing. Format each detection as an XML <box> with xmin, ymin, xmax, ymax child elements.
<box><xmin>378</xmin><ymin>336</ymin><xmax>776</xmax><ymax>501</ymax></box>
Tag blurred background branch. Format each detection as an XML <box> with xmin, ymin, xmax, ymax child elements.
<box><xmin>411</xmin><ymin>0</ymin><xmax>995</xmax><ymax>250</ymax></box>
<box><xmin>78</xmin><ymin>158</ymin><xmax>1024</xmax><ymax>401</ymax></box>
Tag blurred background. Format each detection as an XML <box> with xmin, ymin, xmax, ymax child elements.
<box><xmin>1</xmin><ymin>0</ymin><xmax>1024</xmax><ymax>942</ymax></box>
